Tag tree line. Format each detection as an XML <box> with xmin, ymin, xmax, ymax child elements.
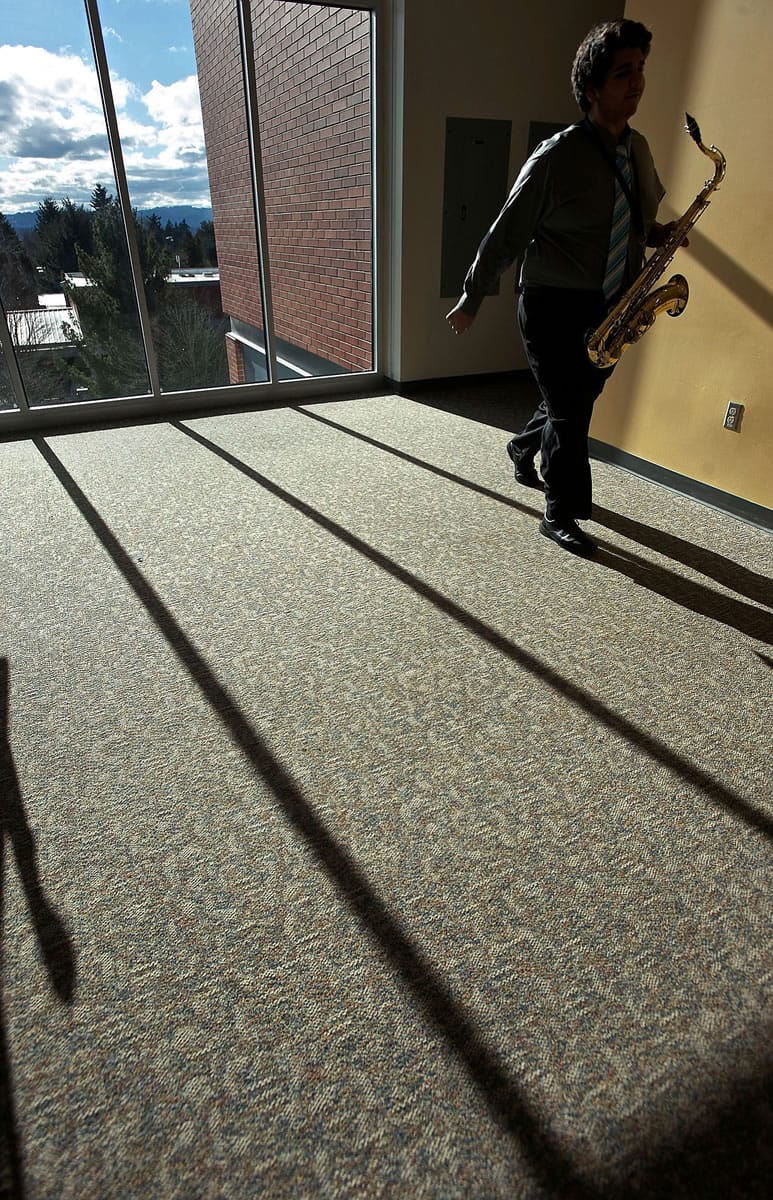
<box><xmin>0</xmin><ymin>185</ymin><xmax>227</xmax><ymax>405</ymax></box>
<box><xmin>3</xmin><ymin>185</ymin><xmax>216</xmax><ymax>294</ymax></box>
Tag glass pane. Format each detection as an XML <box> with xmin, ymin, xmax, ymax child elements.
<box><xmin>103</xmin><ymin>0</ymin><xmax>265</xmax><ymax>392</ymax></box>
<box><xmin>252</xmin><ymin>1</ymin><xmax>374</xmax><ymax>379</ymax></box>
<box><xmin>0</xmin><ymin>3</ymin><xmax>151</xmax><ymax>407</ymax></box>
<box><xmin>187</xmin><ymin>0</ymin><xmax>270</xmax><ymax>387</ymax></box>
<box><xmin>0</xmin><ymin>341</ymin><xmax>21</xmax><ymax>413</ymax></box>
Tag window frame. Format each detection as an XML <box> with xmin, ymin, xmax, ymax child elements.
<box><xmin>0</xmin><ymin>0</ymin><xmax>383</xmax><ymax>433</ymax></box>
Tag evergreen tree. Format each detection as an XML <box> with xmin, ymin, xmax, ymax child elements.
<box><xmin>34</xmin><ymin>198</ymin><xmax>64</xmax><ymax>289</ymax></box>
<box><xmin>176</xmin><ymin>220</ymin><xmax>196</xmax><ymax>268</ymax></box>
<box><xmin>36</xmin><ymin>198</ymin><xmax>61</xmax><ymax>230</ymax></box>
<box><xmin>137</xmin><ymin>213</ymin><xmax>170</xmax><ymax>307</ymax></box>
<box><xmin>61</xmin><ymin>198</ymin><xmax>94</xmax><ymax>263</ymax></box>
<box><xmin>34</xmin><ymin>197</ymin><xmax>94</xmax><ymax>289</ymax></box>
<box><xmin>154</xmin><ymin>294</ymin><xmax>228</xmax><ymax>391</ymax></box>
<box><xmin>76</xmin><ymin>198</ymin><xmax>172</xmax><ymax>317</ymax></box>
<box><xmin>0</xmin><ymin>212</ymin><xmax>38</xmax><ymax>308</ymax></box>
<box><xmin>161</xmin><ymin>218</ymin><xmax>208</xmax><ymax>267</ymax></box>
<box><xmin>65</xmin><ymin>198</ymin><xmax>147</xmax><ymax>399</ymax></box>
<box><xmin>0</xmin><ymin>211</ymin><xmax>75</xmax><ymax>407</ymax></box>
<box><xmin>193</xmin><ymin>220</ymin><xmax>218</xmax><ymax>267</ymax></box>
<box><xmin>91</xmin><ymin>183</ymin><xmax>111</xmax><ymax>211</ymax></box>
<box><xmin>6</xmin><ymin>182</ymin><xmax>223</xmax><ymax>402</ymax></box>
<box><xmin>65</xmin><ymin>197</ymin><xmax>173</xmax><ymax>399</ymax></box>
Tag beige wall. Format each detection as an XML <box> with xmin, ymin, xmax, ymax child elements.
<box><xmin>591</xmin><ymin>0</ymin><xmax>773</xmax><ymax>509</ymax></box>
<box><xmin>389</xmin><ymin>0</ymin><xmax>612</xmax><ymax>381</ymax></box>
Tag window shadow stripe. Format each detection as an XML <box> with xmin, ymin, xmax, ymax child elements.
<box><xmin>33</xmin><ymin>436</ymin><xmax>596</xmax><ymax>1200</ymax></box>
<box><xmin>290</xmin><ymin>405</ymin><xmax>773</xmax><ymax>642</ymax></box>
<box><xmin>290</xmin><ymin>402</ymin><xmax>541</xmax><ymax>517</ymax></box>
<box><xmin>173</xmin><ymin>419</ymin><xmax>772</xmax><ymax>840</ymax></box>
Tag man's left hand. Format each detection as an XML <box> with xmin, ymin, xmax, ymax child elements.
<box><xmin>648</xmin><ymin>220</ymin><xmax>689</xmax><ymax>249</ymax></box>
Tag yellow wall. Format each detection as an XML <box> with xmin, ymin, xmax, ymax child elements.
<box><xmin>591</xmin><ymin>0</ymin><xmax>773</xmax><ymax>508</ymax></box>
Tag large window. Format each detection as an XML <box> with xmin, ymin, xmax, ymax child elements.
<box><xmin>0</xmin><ymin>2</ymin><xmax>150</xmax><ymax>407</ymax></box>
<box><xmin>0</xmin><ymin>344</ymin><xmax>20</xmax><ymax>413</ymax></box>
<box><xmin>0</xmin><ymin>0</ymin><xmax>376</xmax><ymax>422</ymax></box>
<box><xmin>251</xmin><ymin>1</ymin><xmax>374</xmax><ymax>380</ymax></box>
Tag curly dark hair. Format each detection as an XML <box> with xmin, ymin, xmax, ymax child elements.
<box><xmin>571</xmin><ymin>19</ymin><xmax>652</xmax><ymax>112</ymax></box>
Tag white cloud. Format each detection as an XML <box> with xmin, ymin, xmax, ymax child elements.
<box><xmin>143</xmin><ymin>75</ymin><xmax>201</xmax><ymax>132</ymax></box>
<box><xmin>139</xmin><ymin>75</ymin><xmax>206</xmax><ymax>173</ymax></box>
<box><xmin>0</xmin><ymin>45</ymin><xmax>105</xmax><ymax>144</ymax></box>
<box><xmin>0</xmin><ymin>45</ymin><xmax>210</xmax><ymax>212</ymax></box>
<box><xmin>104</xmin><ymin>27</ymin><xmax>124</xmax><ymax>43</ymax></box>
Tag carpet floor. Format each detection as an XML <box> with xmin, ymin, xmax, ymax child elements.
<box><xmin>0</xmin><ymin>384</ymin><xmax>771</xmax><ymax>1199</ymax></box>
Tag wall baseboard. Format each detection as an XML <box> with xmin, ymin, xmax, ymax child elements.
<box><xmin>384</xmin><ymin>372</ymin><xmax>771</xmax><ymax>532</ymax></box>
<box><xmin>385</xmin><ymin>369</ymin><xmax>530</xmax><ymax>393</ymax></box>
<box><xmin>589</xmin><ymin>437</ymin><xmax>772</xmax><ymax>533</ymax></box>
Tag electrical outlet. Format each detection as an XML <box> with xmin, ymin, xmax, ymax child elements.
<box><xmin>723</xmin><ymin>402</ymin><xmax>744</xmax><ymax>431</ymax></box>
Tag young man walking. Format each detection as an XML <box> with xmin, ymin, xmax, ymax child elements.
<box><xmin>447</xmin><ymin>19</ymin><xmax>681</xmax><ymax>557</ymax></box>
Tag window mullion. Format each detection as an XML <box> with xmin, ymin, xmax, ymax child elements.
<box><xmin>0</xmin><ymin>297</ymin><xmax>31</xmax><ymax>413</ymax></box>
<box><xmin>237</xmin><ymin>0</ymin><xmax>279</xmax><ymax>386</ymax></box>
<box><xmin>369</xmin><ymin>7</ymin><xmax>380</xmax><ymax>375</ymax></box>
<box><xmin>83</xmin><ymin>0</ymin><xmax>161</xmax><ymax>398</ymax></box>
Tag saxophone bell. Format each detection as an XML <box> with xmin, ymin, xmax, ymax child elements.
<box><xmin>663</xmin><ymin>273</ymin><xmax>689</xmax><ymax>317</ymax></box>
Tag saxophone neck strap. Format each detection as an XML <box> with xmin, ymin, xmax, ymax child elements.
<box><xmin>581</xmin><ymin>117</ymin><xmax>644</xmax><ymax>237</ymax></box>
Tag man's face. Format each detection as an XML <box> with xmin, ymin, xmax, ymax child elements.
<box><xmin>587</xmin><ymin>47</ymin><xmax>647</xmax><ymax>125</ymax></box>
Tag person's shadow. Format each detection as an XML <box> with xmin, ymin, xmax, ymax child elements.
<box><xmin>593</xmin><ymin>504</ymin><xmax>773</xmax><ymax>609</ymax></box>
<box><xmin>591</xmin><ymin>505</ymin><xmax>773</xmax><ymax>645</ymax></box>
<box><xmin>0</xmin><ymin>660</ymin><xmax>76</xmax><ymax>1199</ymax></box>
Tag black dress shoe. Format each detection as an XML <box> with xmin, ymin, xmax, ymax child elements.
<box><xmin>539</xmin><ymin>517</ymin><xmax>597</xmax><ymax>557</ymax></box>
<box><xmin>506</xmin><ymin>441</ymin><xmax>544</xmax><ymax>490</ymax></box>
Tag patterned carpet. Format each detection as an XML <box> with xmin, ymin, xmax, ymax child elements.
<box><xmin>0</xmin><ymin>384</ymin><xmax>771</xmax><ymax>1199</ymax></box>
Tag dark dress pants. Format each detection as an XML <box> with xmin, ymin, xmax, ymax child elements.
<box><xmin>509</xmin><ymin>287</ymin><xmax>614</xmax><ymax>523</ymax></box>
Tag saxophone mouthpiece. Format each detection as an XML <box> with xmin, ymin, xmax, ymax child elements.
<box><xmin>684</xmin><ymin>112</ymin><xmax>702</xmax><ymax>144</ymax></box>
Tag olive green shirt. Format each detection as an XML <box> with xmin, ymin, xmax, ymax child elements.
<box><xmin>459</xmin><ymin>120</ymin><xmax>665</xmax><ymax>314</ymax></box>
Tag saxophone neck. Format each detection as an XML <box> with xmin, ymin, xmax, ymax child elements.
<box><xmin>685</xmin><ymin>112</ymin><xmax>727</xmax><ymax>187</ymax></box>
<box><xmin>708</xmin><ymin>146</ymin><xmax>727</xmax><ymax>187</ymax></box>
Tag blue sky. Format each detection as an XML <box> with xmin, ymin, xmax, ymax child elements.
<box><xmin>0</xmin><ymin>0</ymin><xmax>211</xmax><ymax>213</ymax></box>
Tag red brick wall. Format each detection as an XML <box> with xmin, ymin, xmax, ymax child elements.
<box><xmin>226</xmin><ymin>335</ymin><xmax>246</xmax><ymax>383</ymax></box>
<box><xmin>189</xmin><ymin>0</ymin><xmax>263</xmax><ymax>336</ymax></box>
<box><xmin>190</xmin><ymin>0</ymin><xmax>373</xmax><ymax>375</ymax></box>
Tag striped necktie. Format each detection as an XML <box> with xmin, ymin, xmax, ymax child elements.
<box><xmin>603</xmin><ymin>144</ymin><xmax>632</xmax><ymax>301</ymax></box>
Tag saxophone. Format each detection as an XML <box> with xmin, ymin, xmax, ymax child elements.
<box><xmin>587</xmin><ymin>114</ymin><xmax>726</xmax><ymax>368</ymax></box>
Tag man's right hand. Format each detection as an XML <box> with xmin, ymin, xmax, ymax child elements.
<box><xmin>446</xmin><ymin>301</ymin><xmax>475</xmax><ymax>336</ymax></box>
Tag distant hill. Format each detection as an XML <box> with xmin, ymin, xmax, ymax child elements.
<box><xmin>4</xmin><ymin>205</ymin><xmax>214</xmax><ymax>236</ymax></box>
<box><xmin>4</xmin><ymin>212</ymin><xmax>37</xmax><ymax>234</ymax></box>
